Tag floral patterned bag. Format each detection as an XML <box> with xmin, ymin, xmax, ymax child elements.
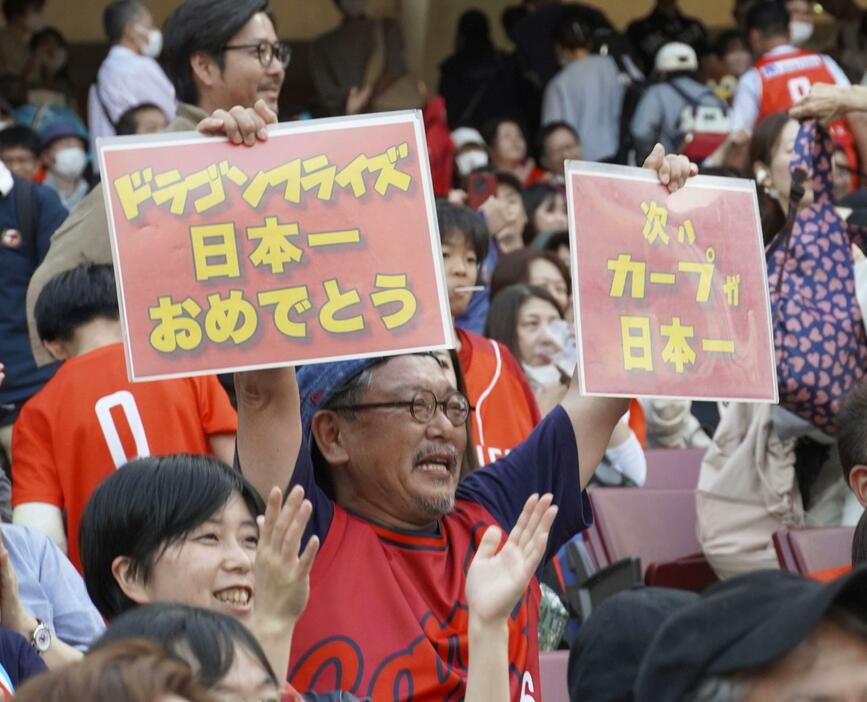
<box><xmin>766</xmin><ymin>120</ymin><xmax>867</xmax><ymax>433</ymax></box>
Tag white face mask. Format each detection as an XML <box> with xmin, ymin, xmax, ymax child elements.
<box><xmin>789</xmin><ymin>20</ymin><xmax>814</xmax><ymax>46</ymax></box>
<box><xmin>456</xmin><ymin>149</ymin><xmax>488</xmax><ymax>177</ymax></box>
<box><xmin>52</xmin><ymin>147</ymin><xmax>87</xmax><ymax>179</ymax></box>
<box><xmin>136</xmin><ymin>26</ymin><xmax>163</xmax><ymax>58</ymax></box>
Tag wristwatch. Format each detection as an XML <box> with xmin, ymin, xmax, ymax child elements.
<box><xmin>30</xmin><ymin>620</ymin><xmax>51</xmax><ymax>654</ymax></box>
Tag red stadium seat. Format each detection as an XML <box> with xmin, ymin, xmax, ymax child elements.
<box><xmin>539</xmin><ymin>650</ymin><xmax>570</xmax><ymax>702</ymax></box>
<box><xmin>643</xmin><ymin>448</ymin><xmax>706</xmax><ymax>489</ymax></box>
<box><xmin>773</xmin><ymin>527</ymin><xmax>854</xmax><ymax>575</ymax></box>
<box><xmin>586</xmin><ymin>488</ymin><xmax>717</xmax><ymax>592</ymax></box>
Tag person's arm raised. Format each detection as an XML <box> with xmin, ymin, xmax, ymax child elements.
<box><xmin>562</xmin><ymin>144</ymin><xmax>696</xmax><ymax>488</ymax></box>
<box><xmin>249</xmin><ymin>485</ymin><xmax>318</xmax><ymax>680</ymax></box>
<box><xmin>235</xmin><ymin>368</ymin><xmax>302</xmax><ymax>501</ymax></box>
<box><xmin>789</xmin><ymin>83</ymin><xmax>867</xmax><ymax>124</ymax></box>
<box><xmin>464</xmin><ymin>494</ymin><xmax>557</xmax><ymax>702</ymax></box>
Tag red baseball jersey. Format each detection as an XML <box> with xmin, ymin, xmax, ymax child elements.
<box><xmin>289</xmin><ymin>501</ymin><xmax>541</xmax><ymax>700</ymax></box>
<box><xmin>283</xmin><ymin>406</ymin><xmax>591</xmax><ymax>701</ymax></box>
<box><xmin>458</xmin><ymin>328</ymin><xmax>541</xmax><ymax>466</ymax></box>
<box><xmin>12</xmin><ymin>342</ymin><xmax>237</xmax><ymax>570</ymax></box>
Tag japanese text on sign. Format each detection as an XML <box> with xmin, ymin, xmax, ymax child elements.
<box><xmin>567</xmin><ymin>161</ymin><xmax>776</xmax><ymax>402</ymax></box>
<box><xmin>609</xmin><ymin>201</ymin><xmax>739</xmax><ymax>374</ymax></box>
<box><xmin>100</xmin><ymin>113</ymin><xmax>452</xmax><ymax>381</ymax></box>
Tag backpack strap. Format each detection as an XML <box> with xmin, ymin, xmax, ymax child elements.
<box><xmin>667</xmin><ymin>79</ymin><xmax>723</xmax><ymax>109</ymax></box>
<box><xmin>93</xmin><ymin>80</ymin><xmax>119</xmax><ymax>134</ymax></box>
<box><xmin>12</xmin><ymin>177</ymin><xmax>38</xmax><ymax>263</ymax></box>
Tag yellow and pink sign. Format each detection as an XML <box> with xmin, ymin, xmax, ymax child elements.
<box><xmin>99</xmin><ymin>111</ymin><xmax>453</xmax><ymax>382</ymax></box>
<box><xmin>566</xmin><ymin>161</ymin><xmax>778</xmax><ymax>402</ymax></box>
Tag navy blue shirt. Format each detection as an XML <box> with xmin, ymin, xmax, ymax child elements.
<box><xmin>0</xmin><ymin>178</ymin><xmax>66</xmax><ymax>408</ymax></box>
<box><xmin>0</xmin><ymin>628</ymin><xmax>46</xmax><ymax>692</ymax></box>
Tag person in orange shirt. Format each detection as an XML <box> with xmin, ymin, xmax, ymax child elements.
<box><xmin>11</xmin><ymin>263</ymin><xmax>237</xmax><ymax>571</ymax></box>
<box><xmin>437</xmin><ymin>200</ymin><xmax>541</xmax><ymax>466</ymax></box>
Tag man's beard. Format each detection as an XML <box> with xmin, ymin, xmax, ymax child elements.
<box><xmin>413</xmin><ymin>492</ymin><xmax>455</xmax><ymax>518</ymax></box>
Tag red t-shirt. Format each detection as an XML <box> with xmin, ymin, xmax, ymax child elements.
<box><xmin>11</xmin><ymin>342</ymin><xmax>237</xmax><ymax>570</ymax></box>
<box><xmin>458</xmin><ymin>328</ymin><xmax>541</xmax><ymax>465</ymax></box>
<box><xmin>284</xmin><ymin>406</ymin><xmax>591</xmax><ymax>700</ymax></box>
<box><xmin>290</xmin><ymin>501</ymin><xmax>541</xmax><ymax>699</ymax></box>
<box><xmin>755</xmin><ymin>49</ymin><xmax>857</xmax><ymax>187</ymax></box>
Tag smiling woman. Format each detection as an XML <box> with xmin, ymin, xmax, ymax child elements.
<box><xmin>78</xmin><ymin>453</ymin><xmax>264</xmax><ymax>623</ymax></box>
<box><xmin>77</xmin><ymin>453</ymin><xmax>321</xmax><ymax>682</ymax></box>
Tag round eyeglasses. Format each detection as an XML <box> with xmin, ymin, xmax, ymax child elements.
<box><xmin>328</xmin><ymin>389</ymin><xmax>472</xmax><ymax>427</ymax></box>
<box><xmin>222</xmin><ymin>40</ymin><xmax>292</xmax><ymax>68</ymax></box>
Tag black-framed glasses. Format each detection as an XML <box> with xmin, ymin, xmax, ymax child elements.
<box><xmin>222</xmin><ymin>40</ymin><xmax>291</xmax><ymax>68</ymax></box>
<box><xmin>329</xmin><ymin>389</ymin><xmax>472</xmax><ymax>427</ymax></box>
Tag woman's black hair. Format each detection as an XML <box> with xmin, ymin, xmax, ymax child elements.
<box><xmin>748</xmin><ymin>112</ymin><xmax>791</xmax><ymax>246</ymax></box>
<box><xmin>91</xmin><ymin>604</ymin><xmax>277</xmax><ymax>689</ymax></box>
<box><xmin>484</xmin><ymin>283</ymin><xmax>563</xmax><ymax>364</ymax></box>
<box><xmin>480</xmin><ymin>116</ymin><xmax>526</xmax><ymax>150</ymax></box>
<box><xmin>489</xmin><ymin>248</ymin><xmax>570</xmax><ymax>304</ymax></box>
<box><xmin>79</xmin><ymin>454</ymin><xmax>265</xmax><ymax>621</ymax></box>
<box><xmin>523</xmin><ymin>183</ymin><xmax>562</xmax><ymax>243</ymax></box>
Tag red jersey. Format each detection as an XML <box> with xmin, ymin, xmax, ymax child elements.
<box><xmin>290</xmin><ymin>501</ymin><xmax>541</xmax><ymax>700</ymax></box>
<box><xmin>458</xmin><ymin>329</ymin><xmax>541</xmax><ymax>465</ymax></box>
<box><xmin>755</xmin><ymin>48</ymin><xmax>857</xmax><ymax>187</ymax></box>
<box><xmin>285</xmin><ymin>406</ymin><xmax>591</xmax><ymax>701</ymax></box>
<box><xmin>11</xmin><ymin>342</ymin><xmax>237</xmax><ymax>570</ymax></box>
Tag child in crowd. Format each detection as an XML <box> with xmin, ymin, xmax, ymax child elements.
<box><xmin>11</xmin><ymin>263</ymin><xmax>237</xmax><ymax>570</ymax></box>
<box><xmin>437</xmin><ymin>200</ymin><xmax>541</xmax><ymax>465</ymax></box>
<box><xmin>0</xmin><ymin>124</ymin><xmax>40</xmax><ymax>180</ymax></box>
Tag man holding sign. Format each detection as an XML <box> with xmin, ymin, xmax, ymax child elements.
<box><xmin>231</xmin><ymin>147</ymin><xmax>694</xmax><ymax>698</ymax></box>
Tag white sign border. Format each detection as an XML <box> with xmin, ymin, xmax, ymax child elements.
<box><xmin>564</xmin><ymin>159</ymin><xmax>779</xmax><ymax>404</ymax></box>
<box><xmin>98</xmin><ymin>110</ymin><xmax>456</xmax><ymax>383</ymax></box>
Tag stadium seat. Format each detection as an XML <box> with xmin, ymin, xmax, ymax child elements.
<box><xmin>586</xmin><ymin>488</ymin><xmax>717</xmax><ymax>591</ymax></box>
<box><xmin>539</xmin><ymin>650</ymin><xmax>570</xmax><ymax>702</ymax></box>
<box><xmin>643</xmin><ymin>447</ymin><xmax>706</xmax><ymax>489</ymax></box>
<box><xmin>773</xmin><ymin>527</ymin><xmax>854</xmax><ymax>575</ymax></box>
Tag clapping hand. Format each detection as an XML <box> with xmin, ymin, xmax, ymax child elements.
<box><xmin>465</xmin><ymin>493</ymin><xmax>558</xmax><ymax>625</ymax></box>
<box><xmin>254</xmin><ymin>485</ymin><xmax>319</xmax><ymax>625</ymax></box>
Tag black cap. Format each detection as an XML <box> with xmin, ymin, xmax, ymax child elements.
<box><xmin>568</xmin><ymin>587</ymin><xmax>698</xmax><ymax>702</ymax></box>
<box><xmin>634</xmin><ymin>566</ymin><xmax>867</xmax><ymax>702</ymax></box>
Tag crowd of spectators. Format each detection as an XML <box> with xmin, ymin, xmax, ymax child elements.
<box><xmin>2</xmin><ymin>0</ymin><xmax>867</xmax><ymax>699</ymax></box>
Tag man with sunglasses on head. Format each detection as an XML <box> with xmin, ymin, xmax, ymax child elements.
<box><xmin>236</xmin><ymin>143</ymin><xmax>695</xmax><ymax>699</ymax></box>
<box><xmin>24</xmin><ymin>0</ymin><xmax>289</xmax><ymax>369</ymax></box>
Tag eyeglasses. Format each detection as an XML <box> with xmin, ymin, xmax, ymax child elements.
<box><xmin>222</xmin><ymin>40</ymin><xmax>291</xmax><ymax>68</ymax></box>
<box><xmin>329</xmin><ymin>389</ymin><xmax>472</xmax><ymax>427</ymax></box>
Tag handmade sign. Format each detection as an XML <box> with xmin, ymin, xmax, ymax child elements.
<box><xmin>566</xmin><ymin>161</ymin><xmax>777</xmax><ymax>402</ymax></box>
<box><xmin>99</xmin><ymin>111</ymin><xmax>453</xmax><ymax>381</ymax></box>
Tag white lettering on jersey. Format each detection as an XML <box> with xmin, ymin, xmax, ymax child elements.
<box><xmin>94</xmin><ymin>391</ymin><xmax>150</xmax><ymax>467</ymax></box>
<box><xmin>520</xmin><ymin>671</ymin><xmax>537</xmax><ymax>701</ymax></box>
